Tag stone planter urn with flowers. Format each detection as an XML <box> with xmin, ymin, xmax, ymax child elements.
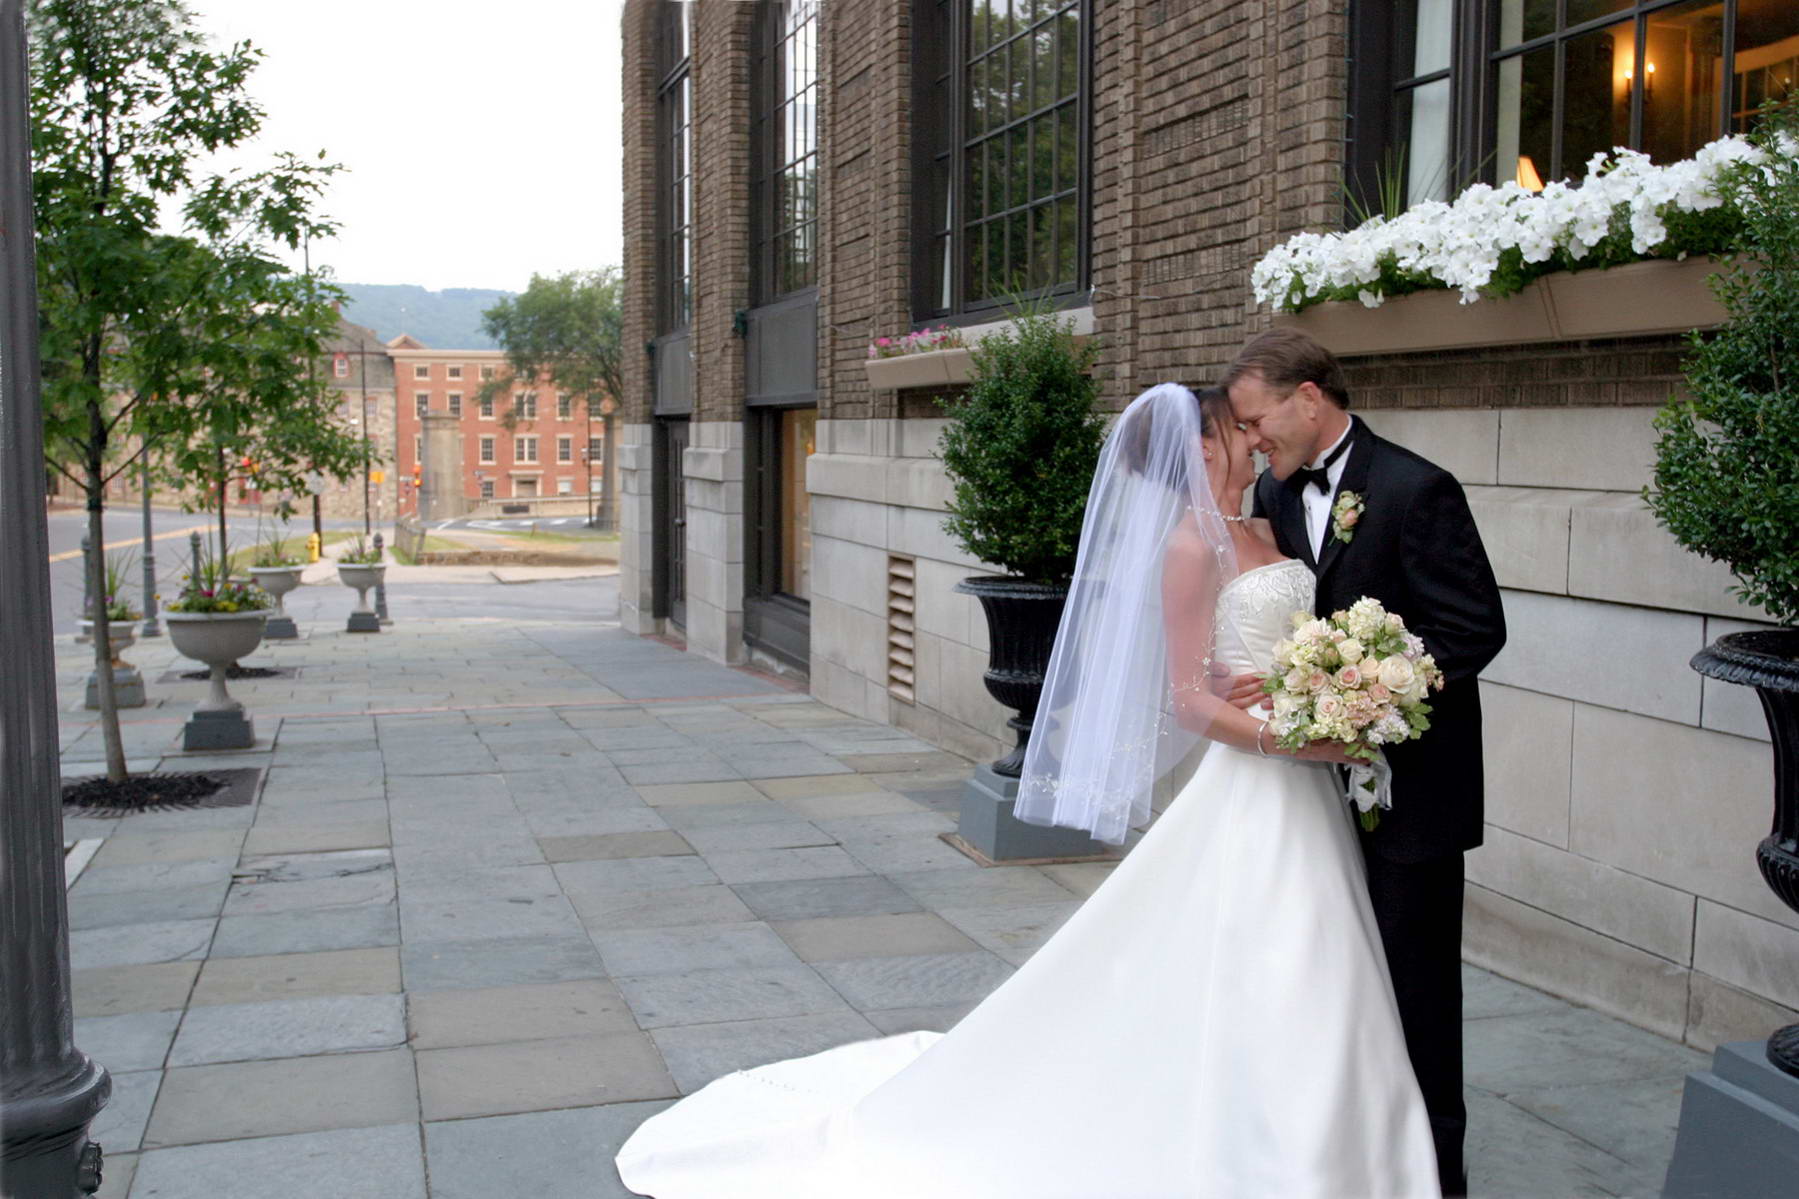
<box><xmin>248</xmin><ymin>533</ymin><xmax>306</xmax><ymax>639</ymax></box>
<box><xmin>79</xmin><ymin>612</ymin><xmax>142</xmax><ymax>709</ymax></box>
<box><xmin>163</xmin><ymin>566</ymin><xmax>272</xmax><ymax>750</ymax></box>
<box><xmin>1649</xmin><ymin>100</ymin><xmax>1799</xmax><ymax>1199</ymax></box>
<box><xmin>336</xmin><ymin>538</ymin><xmax>386</xmax><ymax>633</ymax></box>
<box><xmin>81</xmin><ymin>550</ymin><xmax>145</xmax><ymax>708</ymax></box>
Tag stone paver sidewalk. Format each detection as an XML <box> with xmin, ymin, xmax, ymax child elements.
<box><xmin>53</xmin><ymin>580</ymin><xmax>1702</xmax><ymax>1198</ymax></box>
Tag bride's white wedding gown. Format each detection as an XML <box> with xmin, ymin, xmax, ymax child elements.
<box><xmin>615</xmin><ymin>559</ymin><xmax>1440</xmax><ymax>1198</ymax></box>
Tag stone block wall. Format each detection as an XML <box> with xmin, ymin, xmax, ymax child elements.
<box><xmin>617</xmin><ymin>422</ymin><xmax>657</xmax><ymax>636</ymax></box>
<box><xmin>809</xmin><ymin>416</ymin><xmax>1004</xmax><ymax>764</ymax></box>
<box><xmin>1353</xmin><ymin>395</ymin><xmax>1789</xmax><ymax>1050</ymax></box>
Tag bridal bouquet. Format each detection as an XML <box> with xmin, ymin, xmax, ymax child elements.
<box><xmin>1262</xmin><ymin>597</ymin><xmax>1445</xmax><ymax>830</ymax></box>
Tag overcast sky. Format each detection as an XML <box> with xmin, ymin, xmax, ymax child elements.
<box><xmin>184</xmin><ymin>0</ymin><xmax>626</xmax><ymax>293</ymax></box>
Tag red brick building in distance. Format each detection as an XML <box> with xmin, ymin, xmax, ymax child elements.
<box><xmin>386</xmin><ymin>337</ymin><xmax>607</xmax><ymax>517</ymax></box>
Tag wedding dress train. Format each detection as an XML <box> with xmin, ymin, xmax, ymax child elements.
<box><xmin>615</xmin><ymin>559</ymin><xmax>1439</xmax><ymax>1198</ymax></box>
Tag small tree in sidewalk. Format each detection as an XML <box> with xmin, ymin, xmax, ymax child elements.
<box><xmin>31</xmin><ymin>0</ymin><xmax>345</xmax><ymax>783</ymax></box>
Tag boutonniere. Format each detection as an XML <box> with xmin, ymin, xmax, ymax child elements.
<box><xmin>1331</xmin><ymin>491</ymin><xmax>1365</xmax><ymax>543</ymax></box>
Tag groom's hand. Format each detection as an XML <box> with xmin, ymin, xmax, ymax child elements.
<box><xmin>1208</xmin><ymin>665</ymin><xmax>1266</xmax><ymax>710</ymax></box>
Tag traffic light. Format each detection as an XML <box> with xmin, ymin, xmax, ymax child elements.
<box><xmin>412</xmin><ymin>462</ymin><xmax>422</xmax><ymax>486</ymax></box>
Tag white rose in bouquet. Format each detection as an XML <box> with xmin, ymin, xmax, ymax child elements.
<box><xmin>1377</xmin><ymin>656</ymin><xmax>1416</xmax><ymax>692</ymax></box>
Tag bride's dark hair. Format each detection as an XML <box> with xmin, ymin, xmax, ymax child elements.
<box><xmin>1119</xmin><ymin>384</ymin><xmax>1233</xmax><ymax>478</ymax></box>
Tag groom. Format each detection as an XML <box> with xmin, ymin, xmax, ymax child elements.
<box><xmin>1219</xmin><ymin>328</ymin><xmax>1505</xmax><ymax>1197</ymax></box>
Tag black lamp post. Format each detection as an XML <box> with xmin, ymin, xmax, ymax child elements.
<box><xmin>0</xmin><ymin>2</ymin><xmax>112</xmax><ymax>1193</ymax></box>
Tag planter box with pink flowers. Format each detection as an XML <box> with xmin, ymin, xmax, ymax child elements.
<box><xmin>863</xmin><ymin>325</ymin><xmax>971</xmax><ymax>390</ymax></box>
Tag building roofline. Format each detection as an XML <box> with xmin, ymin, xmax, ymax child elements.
<box><xmin>385</xmin><ymin>347</ymin><xmax>509</xmax><ymax>360</ymax></box>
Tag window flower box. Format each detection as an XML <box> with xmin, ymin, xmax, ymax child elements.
<box><xmin>862</xmin><ymin>308</ymin><xmax>1097</xmax><ymax>390</ymax></box>
<box><xmin>863</xmin><ymin>347</ymin><xmax>975</xmax><ymax>389</ymax></box>
<box><xmin>1540</xmin><ymin>254</ymin><xmax>1729</xmax><ymax>340</ymax></box>
<box><xmin>1274</xmin><ymin>254</ymin><xmax>1729</xmax><ymax>356</ymax></box>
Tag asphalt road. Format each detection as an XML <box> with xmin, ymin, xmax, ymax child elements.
<box><xmin>432</xmin><ymin>515</ymin><xmax>613</xmax><ymax>536</ymax></box>
<box><xmin>42</xmin><ymin>506</ymin><xmax>361</xmax><ymax>636</ymax></box>
<box><xmin>42</xmin><ymin>504</ymin><xmax>619</xmax><ymax>638</ymax></box>
<box><xmin>281</xmin><ymin>573</ymin><xmax>620</xmax><ymax>628</ymax></box>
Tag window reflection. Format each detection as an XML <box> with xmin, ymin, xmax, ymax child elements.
<box><xmin>779</xmin><ymin>408</ymin><xmax>816</xmax><ymax>601</ymax></box>
<box><xmin>1388</xmin><ymin>0</ymin><xmax>1454</xmax><ymax>205</ymax></box>
<box><xmin>963</xmin><ymin>0</ymin><xmax>1082</xmax><ymax>303</ymax></box>
<box><xmin>1561</xmin><ymin>21</ymin><xmax>1633</xmax><ymax>178</ymax></box>
<box><xmin>1643</xmin><ymin>2</ymin><xmax>1726</xmax><ymax>166</ymax></box>
<box><xmin>754</xmin><ymin>1</ymin><xmax>818</xmax><ymax>300</ymax></box>
<box><xmin>1490</xmin><ymin>0</ymin><xmax>1798</xmax><ymax>188</ymax></box>
<box><xmin>1732</xmin><ymin>0</ymin><xmax>1799</xmax><ymax>131</ymax></box>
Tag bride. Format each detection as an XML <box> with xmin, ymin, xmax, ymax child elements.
<box><xmin>614</xmin><ymin>383</ymin><xmax>1441</xmax><ymax>1198</ymax></box>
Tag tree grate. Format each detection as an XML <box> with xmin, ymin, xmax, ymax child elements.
<box><xmin>62</xmin><ymin>767</ymin><xmax>262</xmax><ymax>817</ymax></box>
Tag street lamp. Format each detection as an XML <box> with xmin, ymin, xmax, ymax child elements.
<box><xmin>0</xmin><ymin>2</ymin><xmax>113</xmax><ymax>1193</ymax></box>
<box><xmin>139</xmin><ymin>451</ymin><xmax>160</xmax><ymax>637</ymax></box>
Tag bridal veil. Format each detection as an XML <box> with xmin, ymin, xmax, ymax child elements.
<box><xmin>1016</xmin><ymin>382</ymin><xmax>1240</xmax><ymax>845</ymax></box>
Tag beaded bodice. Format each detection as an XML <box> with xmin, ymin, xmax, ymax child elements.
<box><xmin>1213</xmin><ymin>559</ymin><xmax>1315</xmax><ymax>677</ymax></box>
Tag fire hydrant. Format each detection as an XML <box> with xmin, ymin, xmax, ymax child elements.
<box><xmin>306</xmin><ymin>531</ymin><xmax>322</xmax><ymax>563</ymax></box>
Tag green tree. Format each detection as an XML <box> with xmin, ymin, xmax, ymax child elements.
<box><xmin>479</xmin><ymin>268</ymin><xmax>624</xmax><ymax>526</ymax></box>
<box><xmin>149</xmin><ymin>252</ymin><xmax>367</xmax><ymax>564</ymax></box>
<box><xmin>30</xmin><ymin>0</ymin><xmax>345</xmax><ymax>782</ymax></box>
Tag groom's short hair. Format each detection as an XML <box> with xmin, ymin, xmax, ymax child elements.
<box><xmin>1223</xmin><ymin>329</ymin><xmax>1350</xmax><ymax>410</ymax></box>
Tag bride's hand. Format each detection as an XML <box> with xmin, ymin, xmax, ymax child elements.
<box><xmin>1289</xmin><ymin>739</ymin><xmax>1360</xmax><ymax>767</ymax></box>
<box><xmin>1208</xmin><ymin>665</ymin><xmax>1266</xmax><ymax>710</ymax></box>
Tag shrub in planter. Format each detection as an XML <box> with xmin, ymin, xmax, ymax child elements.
<box><xmin>1645</xmin><ymin>98</ymin><xmax>1799</xmax><ymax>1078</ymax></box>
<box><xmin>936</xmin><ymin>308</ymin><xmax>1105</xmax><ymax>783</ymax></box>
<box><xmin>937</xmin><ymin>309</ymin><xmax>1105</xmax><ymax>587</ymax></box>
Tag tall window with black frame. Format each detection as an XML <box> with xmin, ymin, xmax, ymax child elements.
<box><xmin>657</xmin><ymin>2</ymin><xmax>694</xmax><ymax>335</ymax></box>
<box><xmin>912</xmin><ymin>0</ymin><xmax>1089</xmax><ymax>321</ymax></box>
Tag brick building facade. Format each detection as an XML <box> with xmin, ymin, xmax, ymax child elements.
<box><xmin>316</xmin><ymin>318</ymin><xmax>399</xmax><ymax>525</ymax></box>
<box><xmin>387</xmin><ymin>342</ymin><xmax>610</xmax><ymax>517</ymax></box>
<box><xmin>620</xmin><ymin>0</ymin><xmax>1799</xmax><ymax>1048</ymax></box>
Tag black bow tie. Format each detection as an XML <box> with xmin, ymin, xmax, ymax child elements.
<box><xmin>1293</xmin><ymin>435</ymin><xmax>1352</xmax><ymax>494</ymax></box>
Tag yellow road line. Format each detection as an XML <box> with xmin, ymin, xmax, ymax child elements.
<box><xmin>47</xmin><ymin>524</ymin><xmax>213</xmax><ymax>564</ymax></box>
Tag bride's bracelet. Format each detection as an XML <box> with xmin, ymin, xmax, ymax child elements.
<box><xmin>1255</xmin><ymin>720</ymin><xmax>1271</xmax><ymax>757</ymax></box>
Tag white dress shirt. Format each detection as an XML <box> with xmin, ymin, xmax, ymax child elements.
<box><xmin>1302</xmin><ymin>421</ymin><xmax>1354</xmax><ymax>561</ymax></box>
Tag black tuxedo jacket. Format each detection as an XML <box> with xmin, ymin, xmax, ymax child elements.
<box><xmin>1252</xmin><ymin>417</ymin><xmax>1506</xmax><ymax>864</ymax></box>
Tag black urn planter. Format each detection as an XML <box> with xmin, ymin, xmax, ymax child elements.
<box><xmin>1692</xmin><ymin>629</ymin><xmax>1799</xmax><ymax>1074</ymax></box>
<box><xmin>954</xmin><ymin>576</ymin><xmax>1068</xmax><ymax>777</ymax></box>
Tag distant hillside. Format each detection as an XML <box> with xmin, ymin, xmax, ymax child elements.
<box><xmin>337</xmin><ymin>283</ymin><xmax>515</xmax><ymax>350</ymax></box>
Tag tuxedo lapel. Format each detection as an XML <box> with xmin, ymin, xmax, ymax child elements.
<box><xmin>1314</xmin><ymin>418</ymin><xmax>1374</xmax><ymax>585</ymax></box>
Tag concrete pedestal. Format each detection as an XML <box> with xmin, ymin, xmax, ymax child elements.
<box><xmin>84</xmin><ymin>666</ymin><xmax>143</xmax><ymax>709</ymax></box>
<box><xmin>263</xmin><ymin>615</ymin><xmax>298</xmax><ymax>639</ymax></box>
<box><xmin>183</xmin><ymin>707</ymin><xmax>255</xmax><ymax>751</ymax></box>
<box><xmin>1664</xmin><ymin>1040</ymin><xmax>1799</xmax><ymax>1197</ymax></box>
<box><xmin>956</xmin><ymin>763</ymin><xmax>1114</xmax><ymax>862</ymax></box>
<box><xmin>346</xmin><ymin>611</ymin><xmax>380</xmax><ymax>633</ymax></box>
